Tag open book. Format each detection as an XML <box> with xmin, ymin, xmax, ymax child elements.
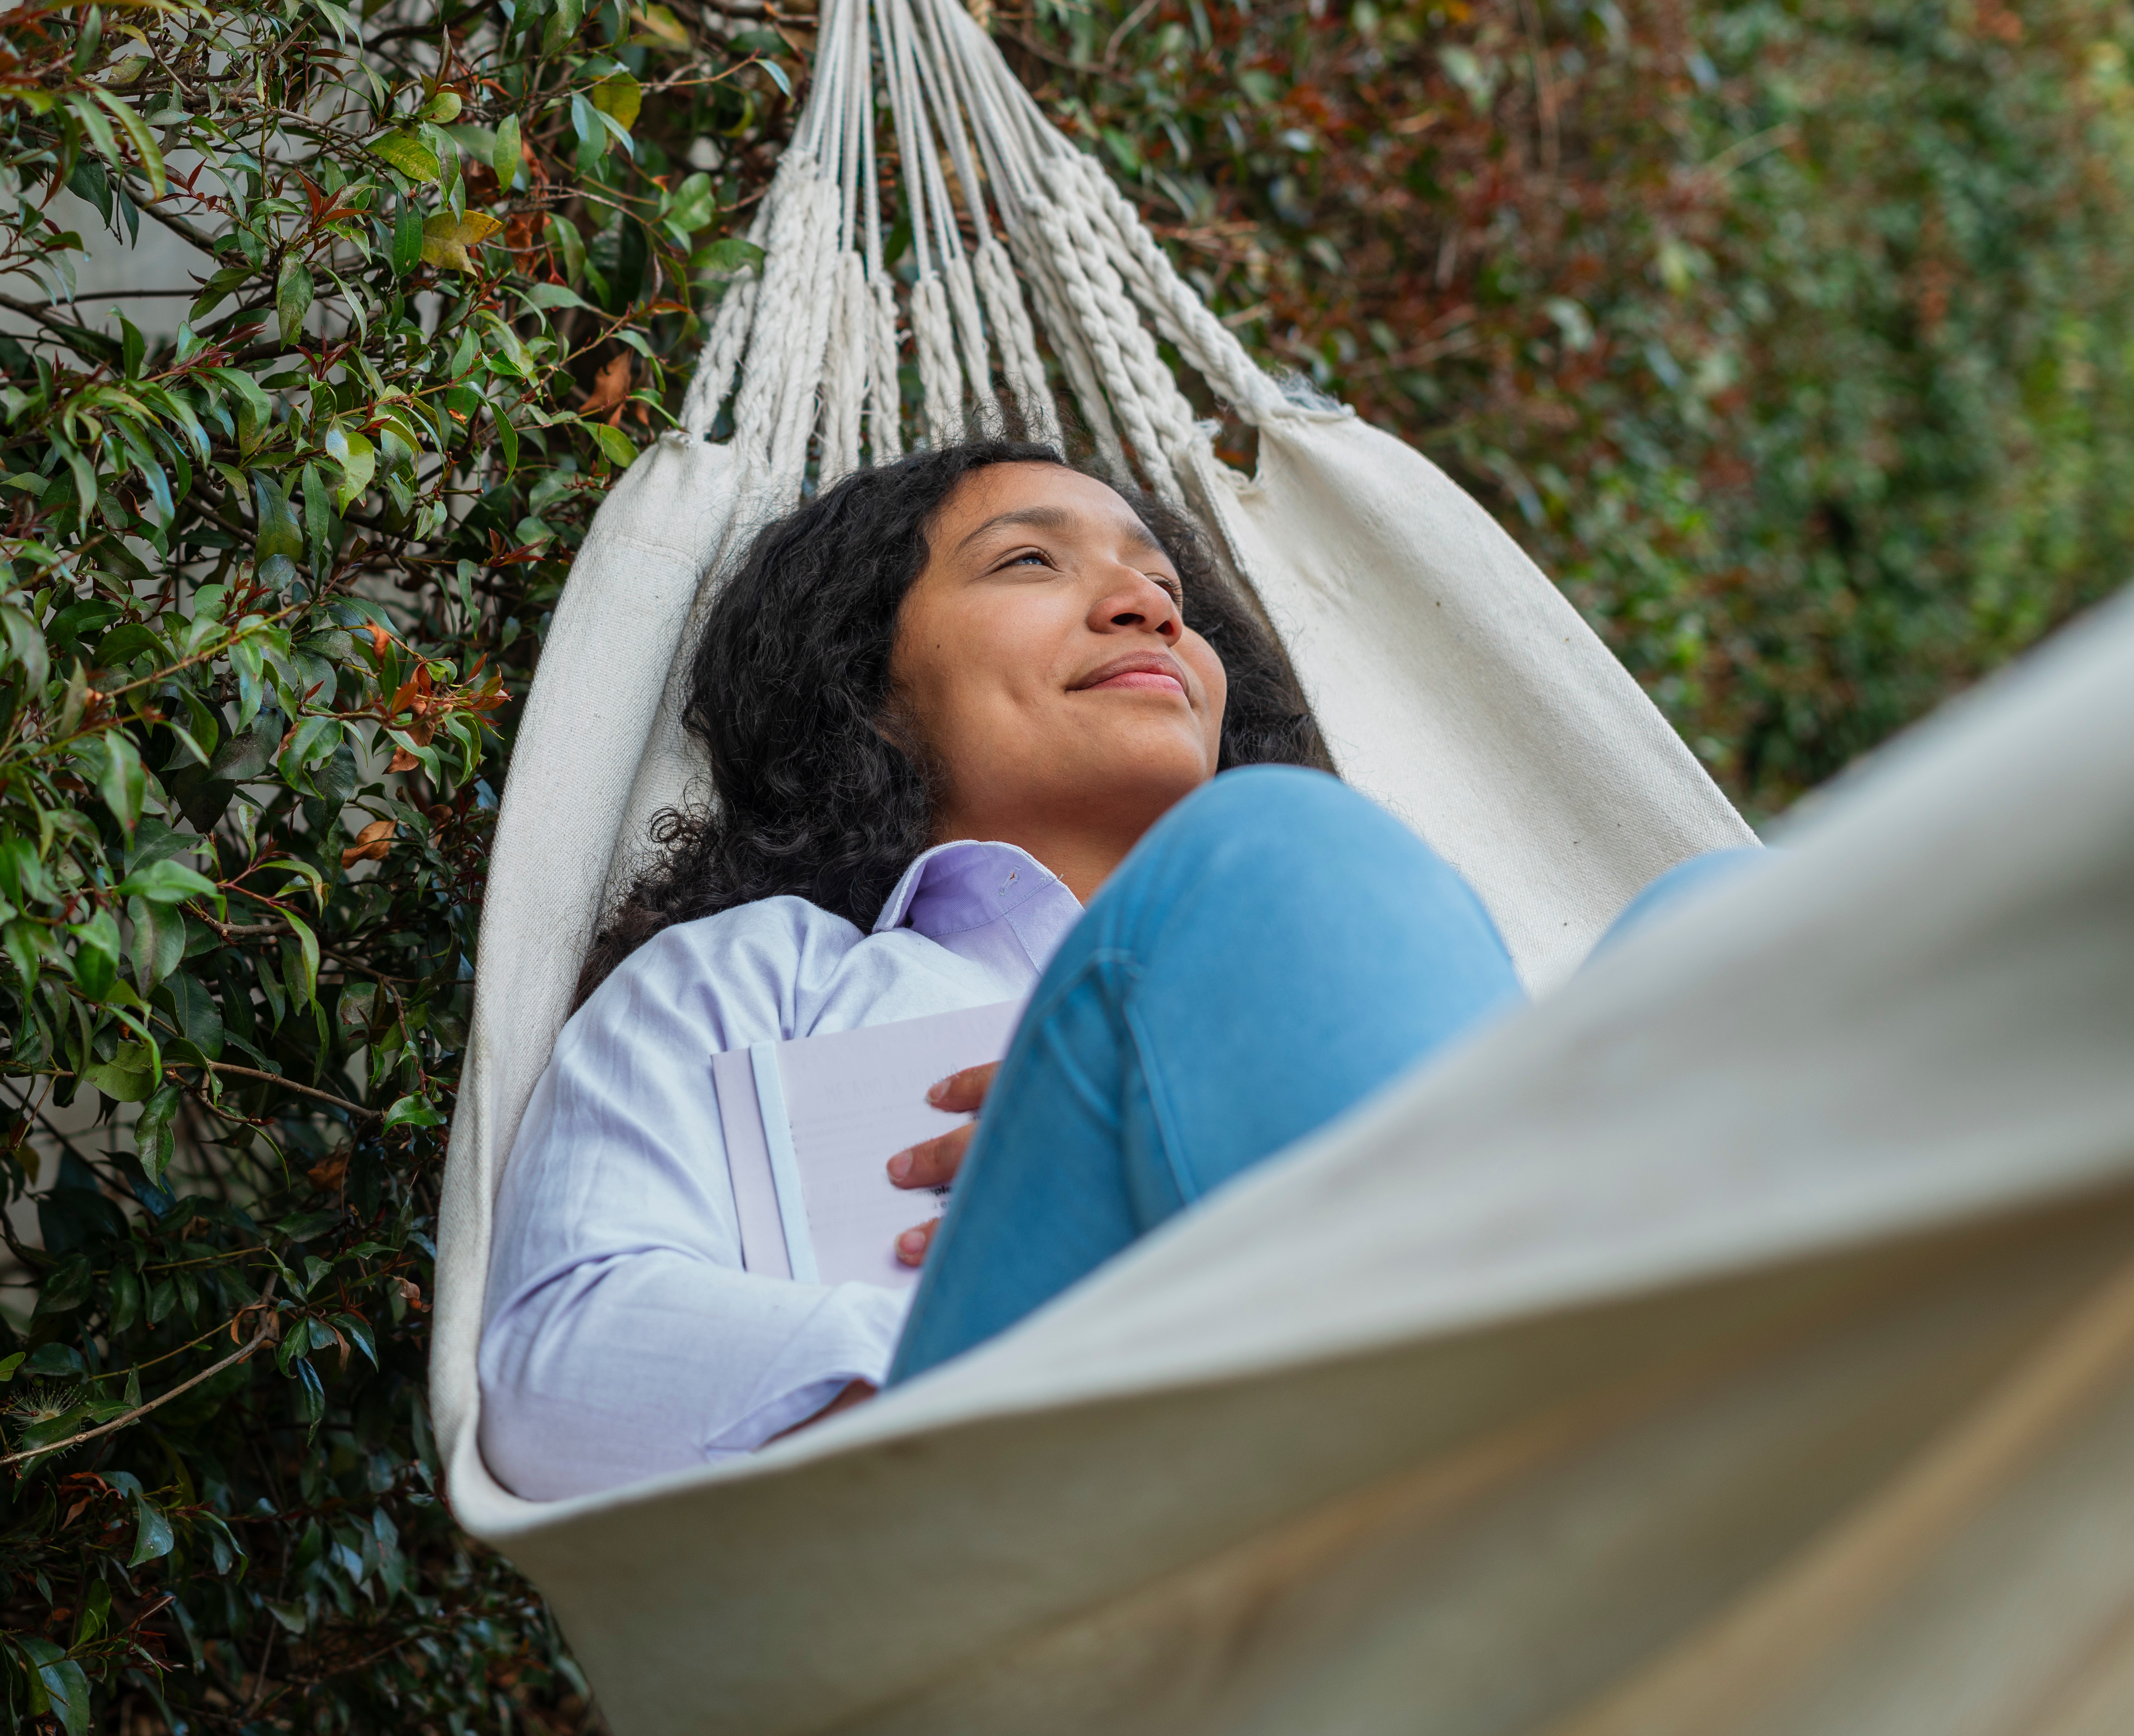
<box><xmin>710</xmin><ymin>1001</ymin><xmax>1022</xmax><ymax>1292</ymax></box>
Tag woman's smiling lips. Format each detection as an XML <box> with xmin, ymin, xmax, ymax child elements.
<box><xmin>1073</xmin><ymin>652</ymin><xmax>1190</xmax><ymax>697</ymax></box>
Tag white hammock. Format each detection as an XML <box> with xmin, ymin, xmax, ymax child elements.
<box><xmin>431</xmin><ymin>4</ymin><xmax>2134</xmax><ymax>1731</ymax></box>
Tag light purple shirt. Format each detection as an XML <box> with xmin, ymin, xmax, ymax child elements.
<box><xmin>479</xmin><ymin>841</ymin><xmax>1082</xmax><ymax>1501</ymax></box>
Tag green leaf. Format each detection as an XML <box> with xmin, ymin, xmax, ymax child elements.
<box><xmin>115</xmin><ymin>859</ymin><xmax>217</xmax><ymax>904</ymax></box>
<box><xmin>129</xmin><ymin>1493</ymin><xmax>175</xmax><ymax>1565</ymax></box>
<box><xmin>334</xmin><ymin>1312</ymin><xmax>379</xmax><ymax>1368</ymax></box>
<box><xmin>666</xmin><ymin>171</ymin><xmax>716</xmax><ymax>234</ymax></box>
<box><xmin>67</xmin><ymin>93</ymin><xmax>123</xmax><ymax>181</ymax></box>
<box><xmin>65</xmin><ymin>446</ymin><xmax>98</xmax><ymax>521</ymax></box>
<box><xmin>5</xmin><ymin>918</ymin><xmax>47</xmax><ymax>988</ymax></box>
<box><xmin>542</xmin><ymin>0</ymin><xmax>586</xmax><ymax>54</ymax></box>
<box><xmin>253</xmin><ymin>474</ymin><xmax>304</xmax><ymax>562</ymax></box>
<box><xmin>492</xmin><ymin>113</ymin><xmax>522</xmax><ymax>182</ymax></box>
<box><xmin>383</xmin><ymin>1094</ymin><xmax>444</xmax><ymax>1130</ymax></box>
<box><xmin>303</xmin><ymin>461</ymin><xmax>334</xmax><ymax>576</ymax></box>
<box><xmin>552</xmin><ymin>213</ymin><xmax>587</xmax><ymax>285</ymax></box>
<box><xmin>523</xmin><ymin>281</ymin><xmax>589</xmax><ymax>313</ymax></box>
<box><xmin>696</xmin><ymin>237</ymin><xmax>765</xmax><ymax>277</ymax></box>
<box><xmin>323</xmin><ymin>427</ymin><xmax>377</xmax><ymax>512</ymax></box>
<box><xmin>285</xmin><ymin>911</ymin><xmax>320</xmax><ymax>1007</ymax></box>
<box><xmin>259</xmin><ymin>856</ymin><xmax>327</xmax><ymax>903</ymax></box>
<box><xmin>85</xmin><ymin>1040</ymin><xmax>157</xmax><ymax>1102</ymax></box>
<box><xmin>277</xmin><ymin>256</ymin><xmax>314</xmax><ymax>338</ymax></box>
<box><xmin>371</xmin><ymin>130</ymin><xmax>441</xmax><ymax>183</ymax></box>
<box><xmin>91</xmin><ymin>87</ymin><xmax>166</xmax><ymax>200</ymax></box>
<box><xmin>0</xmin><ymin>604</ymin><xmax>49</xmax><ymax>690</ymax></box>
<box><xmin>70</xmin><ymin>908</ymin><xmax>122</xmax><ymax>997</ymax></box>
<box><xmin>208</xmin><ymin>367</ymin><xmax>273</xmax><ymax>446</ymax></box>
<box><xmin>0</xmin><ymin>1351</ymin><xmax>22</xmax><ymax>1381</ymax></box>
<box><xmin>98</xmin><ymin>731</ymin><xmax>146</xmax><ymax>833</ymax></box>
<box><xmin>135</xmin><ymin>1082</ymin><xmax>180</xmax><ymax>1183</ymax></box>
<box><xmin>37</xmin><ymin>1654</ymin><xmax>92</xmax><ymax>1736</ymax></box>
<box><xmin>275</xmin><ymin>1209</ymin><xmax>342</xmax><ymax>1242</ymax></box>
<box><xmin>589</xmin><ymin>422</ymin><xmax>639</xmax><ymax>468</ymax></box>
<box><xmin>390</xmin><ymin>201</ymin><xmax>424</xmax><ymax>275</ymax></box>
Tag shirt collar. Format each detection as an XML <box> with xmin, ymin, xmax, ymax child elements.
<box><xmin>873</xmin><ymin>840</ymin><xmax>1082</xmax><ymax>954</ymax></box>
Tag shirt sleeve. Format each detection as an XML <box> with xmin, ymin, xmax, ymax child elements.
<box><xmin>476</xmin><ymin>914</ymin><xmax>911</xmax><ymax>1503</ymax></box>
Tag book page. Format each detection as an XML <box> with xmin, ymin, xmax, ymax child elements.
<box><xmin>710</xmin><ymin>1048</ymin><xmax>788</xmax><ymax>1279</ymax></box>
<box><xmin>774</xmin><ymin>1001</ymin><xmax>1022</xmax><ymax>1292</ymax></box>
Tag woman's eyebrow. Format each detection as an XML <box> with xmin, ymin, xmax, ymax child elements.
<box><xmin>957</xmin><ymin>505</ymin><xmax>1076</xmax><ymax>550</ymax></box>
<box><xmin>958</xmin><ymin>504</ymin><xmax>1167</xmax><ymax>559</ymax></box>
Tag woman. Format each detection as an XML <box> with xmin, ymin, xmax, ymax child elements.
<box><xmin>478</xmin><ymin>439</ymin><xmax>1724</xmax><ymax>1501</ymax></box>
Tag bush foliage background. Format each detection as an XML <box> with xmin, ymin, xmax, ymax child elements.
<box><xmin>0</xmin><ymin>0</ymin><xmax>2128</xmax><ymax>1729</ymax></box>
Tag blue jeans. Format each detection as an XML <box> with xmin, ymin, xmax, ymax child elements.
<box><xmin>889</xmin><ymin>766</ymin><xmax>1758</xmax><ymax>1382</ymax></box>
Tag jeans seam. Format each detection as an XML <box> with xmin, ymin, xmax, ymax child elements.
<box><xmin>1017</xmin><ymin>949</ymin><xmax>1137</xmax><ymax>1128</ymax></box>
<box><xmin>1121</xmin><ymin>991</ymin><xmax>1201</xmax><ymax>1213</ymax></box>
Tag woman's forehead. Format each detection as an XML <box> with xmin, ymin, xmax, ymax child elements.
<box><xmin>940</xmin><ymin>464</ymin><xmax>1164</xmax><ymax>556</ymax></box>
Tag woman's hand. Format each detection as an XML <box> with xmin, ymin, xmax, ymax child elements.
<box><xmin>886</xmin><ymin>1061</ymin><xmax>996</xmax><ymax>1266</ymax></box>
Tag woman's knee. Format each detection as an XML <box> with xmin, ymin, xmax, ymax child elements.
<box><xmin>1140</xmin><ymin>765</ymin><xmax>1412</xmax><ymax>880</ymax></box>
<box><xmin>1091</xmin><ymin>764</ymin><xmax>1504</xmax><ymax>973</ymax></box>
<box><xmin>1594</xmin><ymin>846</ymin><xmax>1771</xmax><ymax>955</ymax></box>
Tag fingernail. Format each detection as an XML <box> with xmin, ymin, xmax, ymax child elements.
<box><xmin>898</xmin><ymin>1229</ymin><xmax>927</xmax><ymax>1256</ymax></box>
<box><xmin>887</xmin><ymin>1151</ymin><xmax>911</xmax><ymax>1182</ymax></box>
<box><xmin>926</xmin><ymin>1078</ymin><xmax>949</xmax><ymax>1105</ymax></box>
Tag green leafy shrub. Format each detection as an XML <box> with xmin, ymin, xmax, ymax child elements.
<box><xmin>0</xmin><ymin>0</ymin><xmax>786</xmax><ymax>1726</ymax></box>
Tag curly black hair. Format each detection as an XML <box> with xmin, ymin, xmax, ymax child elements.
<box><xmin>573</xmin><ymin>438</ymin><xmax>1333</xmax><ymax>1005</ymax></box>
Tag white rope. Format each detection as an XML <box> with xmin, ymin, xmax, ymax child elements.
<box><xmin>1066</xmin><ymin>155</ymin><xmax>1288</xmax><ymax>423</ymax></box>
<box><xmin>680</xmin><ymin>274</ymin><xmax>759</xmax><ymax>441</ymax></box>
<box><xmin>765</xmin><ymin>175</ymin><xmax>843</xmax><ymax>500</ymax></box>
<box><xmin>724</xmin><ymin>153</ymin><xmax>821</xmax><ymax>469</ymax></box>
<box><xmin>973</xmin><ymin>236</ymin><xmax>1056</xmax><ymax>445</ymax></box>
<box><xmin>1029</xmin><ymin>182</ymin><xmax>1187</xmax><ymax>499</ymax></box>
<box><xmin>867</xmin><ymin>267</ymin><xmax>904</xmax><ymax>462</ymax></box>
<box><xmin>679</xmin><ymin>188</ymin><xmax>778</xmax><ymax>441</ymax></box>
<box><xmin>911</xmin><ymin>270</ymin><xmax>961</xmax><ymax>446</ymax></box>
<box><xmin>1010</xmin><ymin>225</ymin><xmax>1130</xmax><ymax>479</ymax></box>
<box><xmin>820</xmin><ymin>250</ymin><xmax>869</xmax><ymax>484</ymax></box>
<box><xmin>678</xmin><ymin>0</ymin><xmax>1299</xmax><ymax>496</ymax></box>
<box><xmin>943</xmin><ymin>252</ymin><xmax>997</xmax><ymax>424</ymax></box>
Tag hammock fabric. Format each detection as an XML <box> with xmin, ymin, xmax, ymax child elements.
<box><xmin>431</xmin><ymin>3</ymin><xmax>2134</xmax><ymax>1731</ymax></box>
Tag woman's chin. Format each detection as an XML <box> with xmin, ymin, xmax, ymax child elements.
<box><xmin>1080</xmin><ymin>739</ymin><xmax>1220</xmax><ymax>809</ymax></box>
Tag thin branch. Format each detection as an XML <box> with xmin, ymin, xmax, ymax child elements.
<box><xmin>194</xmin><ymin>916</ymin><xmax>290</xmax><ymax>941</ymax></box>
<box><xmin>1001</xmin><ymin>25</ymin><xmax>1099</xmax><ymax>74</ymax></box>
<box><xmin>1</xmin><ymin>1279</ymin><xmax>279</xmax><ymax>1468</ymax></box>
<box><xmin>0</xmin><ymin>289</ymin><xmax>87</xmax><ymax>336</ymax></box>
<box><xmin>1515</xmin><ymin>0</ymin><xmax>1560</xmax><ymax>178</ymax></box>
<box><xmin>203</xmin><ymin>1062</ymin><xmax>378</xmax><ymax>1123</ymax></box>
<box><xmin>1104</xmin><ymin>0</ymin><xmax>1160</xmax><ymax>67</ymax></box>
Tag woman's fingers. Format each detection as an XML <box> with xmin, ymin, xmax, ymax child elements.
<box><xmin>887</xmin><ymin>1063</ymin><xmax>996</xmax><ymax>1259</ymax></box>
<box><xmin>887</xmin><ymin>1120</ymin><xmax>975</xmax><ymax>1189</ymax></box>
<box><xmin>895</xmin><ymin>1218</ymin><xmax>939</xmax><ymax>1266</ymax></box>
<box><xmin>926</xmin><ymin>1060</ymin><xmax>998</xmax><ymax>1113</ymax></box>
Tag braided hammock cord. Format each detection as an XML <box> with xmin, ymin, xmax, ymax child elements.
<box><xmin>678</xmin><ymin>0</ymin><xmax>1298</xmax><ymax>503</ymax></box>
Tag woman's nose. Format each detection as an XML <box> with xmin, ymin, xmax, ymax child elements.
<box><xmin>1091</xmin><ymin>570</ymin><xmax>1182</xmax><ymax>639</ymax></box>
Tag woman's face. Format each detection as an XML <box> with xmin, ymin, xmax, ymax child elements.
<box><xmin>891</xmin><ymin>462</ymin><xmax>1228</xmax><ymax>883</ymax></box>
